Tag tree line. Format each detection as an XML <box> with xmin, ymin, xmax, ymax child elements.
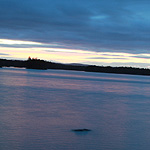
<box><xmin>1</xmin><ymin>57</ymin><xmax>150</xmax><ymax>76</ymax></box>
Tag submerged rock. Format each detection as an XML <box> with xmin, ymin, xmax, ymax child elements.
<box><xmin>72</xmin><ymin>129</ymin><xmax>91</xmax><ymax>132</ymax></box>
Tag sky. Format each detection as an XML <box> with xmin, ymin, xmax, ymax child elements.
<box><xmin>0</xmin><ymin>0</ymin><xmax>150</xmax><ymax>68</ymax></box>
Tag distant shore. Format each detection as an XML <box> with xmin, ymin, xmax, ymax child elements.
<box><xmin>1</xmin><ymin>58</ymin><xmax>150</xmax><ymax>76</ymax></box>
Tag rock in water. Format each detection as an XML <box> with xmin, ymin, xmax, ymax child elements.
<box><xmin>72</xmin><ymin>129</ymin><xmax>91</xmax><ymax>132</ymax></box>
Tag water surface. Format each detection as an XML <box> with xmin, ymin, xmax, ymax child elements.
<box><xmin>0</xmin><ymin>67</ymin><xmax>150</xmax><ymax>150</ymax></box>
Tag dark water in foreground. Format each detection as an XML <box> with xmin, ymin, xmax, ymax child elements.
<box><xmin>1</xmin><ymin>67</ymin><xmax>150</xmax><ymax>150</ymax></box>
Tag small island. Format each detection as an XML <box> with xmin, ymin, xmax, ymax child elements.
<box><xmin>1</xmin><ymin>57</ymin><xmax>150</xmax><ymax>76</ymax></box>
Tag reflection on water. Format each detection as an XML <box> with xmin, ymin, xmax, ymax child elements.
<box><xmin>1</xmin><ymin>68</ymin><xmax>150</xmax><ymax>150</ymax></box>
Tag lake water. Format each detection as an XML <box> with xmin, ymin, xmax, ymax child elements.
<box><xmin>1</xmin><ymin>67</ymin><xmax>150</xmax><ymax>150</ymax></box>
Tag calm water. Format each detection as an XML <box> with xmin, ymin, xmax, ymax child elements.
<box><xmin>1</xmin><ymin>67</ymin><xmax>150</xmax><ymax>150</ymax></box>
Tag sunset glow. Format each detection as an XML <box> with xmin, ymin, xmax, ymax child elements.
<box><xmin>0</xmin><ymin>39</ymin><xmax>42</xmax><ymax>45</ymax></box>
<box><xmin>0</xmin><ymin>39</ymin><xmax>150</xmax><ymax>68</ymax></box>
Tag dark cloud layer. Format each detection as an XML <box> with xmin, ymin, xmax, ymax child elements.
<box><xmin>0</xmin><ymin>0</ymin><xmax>150</xmax><ymax>53</ymax></box>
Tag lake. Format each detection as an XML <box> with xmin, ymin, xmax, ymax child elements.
<box><xmin>0</xmin><ymin>67</ymin><xmax>150</xmax><ymax>150</ymax></box>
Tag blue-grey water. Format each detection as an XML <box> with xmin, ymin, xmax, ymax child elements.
<box><xmin>1</xmin><ymin>67</ymin><xmax>150</xmax><ymax>150</ymax></box>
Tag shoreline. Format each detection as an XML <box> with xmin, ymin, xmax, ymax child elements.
<box><xmin>1</xmin><ymin>58</ymin><xmax>150</xmax><ymax>76</ymax></box>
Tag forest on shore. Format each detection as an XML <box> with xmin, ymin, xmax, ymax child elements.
<box><xmin>1</xmin><ymin>57</ymin><xmax>150</xmax><ymax>76</ymax></box>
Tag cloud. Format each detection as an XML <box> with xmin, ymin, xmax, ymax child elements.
<box><xmin>0</xmin><ymin>0</ymin><xmax>150</xmax><ymax>53</ymax></box>
<box><xmin>132</xmin><ymin>54</ymin><xmax>150</xmax><ymax>59</ymax></box>
<box><xmin>87</xmin><ymin>57</ymin><xmax>128</xmax><ymax>60</ymax></box>
<box><xmin>0</xmin><ymin>53</ymin><xmax>9</xmax><ymax>55</ymax></box>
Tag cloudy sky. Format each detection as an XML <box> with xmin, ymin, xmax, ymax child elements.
<box><xmin>0</xmin><ymin>0</ymin><xmax>150</xmax><ymax>67</ymax></box>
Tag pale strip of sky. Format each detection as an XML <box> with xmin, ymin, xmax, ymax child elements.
<box><xmin>1</xmin><ymin>39</ymin><xmax>150</xmax><ymax>68</ymax></box>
